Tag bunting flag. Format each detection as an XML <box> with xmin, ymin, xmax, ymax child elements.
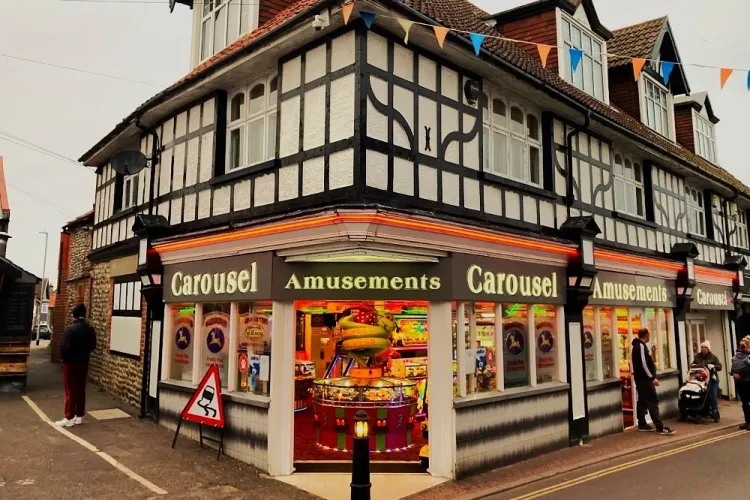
<box><xmin>433</xmin><ymin>26</ymin><xmax>449</xmax><ymax>49</ymax></box>
<box><xmin>747</xmin><ymin>71</ymin><xmax>750</xmax><ymax>91</ymax></box>
<box><xmin>570</xmin><ymin>48</ymin><xmax>583</xmax><ymax>73</ymax></box>
<box><xmin>342</xmin><ymin>1</ymin><xmax>354</xmax><ymax>26</ymax></box>
<box><xmin>469</xmin><ymin>33</ymin><xmax>485</xmax><ymax>56</ymax></box>
<box><xmin>398</xmin><ymin>19</ymin><xmax>414</xmax><ymax>44</ymax></box>
<box><xmin>661</xmin><ymin>61</ymin><xmax>676</xmax><ymax>85</ymax></box>
<box><xmin>632</xmin><ymin>58</ymin><xmax>646</xmax><ymax>81</ymax></box>
<box><xmin>360</xmin><ymin>10</ymin><xmax>375</xmax><ymax>29</ymax></box>
<box><xmin>720</xmin><ymin>68</ymin><xmax>734</xmax><ymax>89</ymax></box>
<box><xmin>537</xmin><ymin>44</ymin><xmax>553</xmax><ymax>69</ymax></box>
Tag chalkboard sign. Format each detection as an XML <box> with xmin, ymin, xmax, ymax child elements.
<box><xmin>0</xmin><ymin>283</ymin><xmax>35</xmax><ymax>341</ymax></box>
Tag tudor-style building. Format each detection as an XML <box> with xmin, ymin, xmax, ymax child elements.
<box><xmin>79</xmin><ymin>0</ymin><xmax>750</xmax><ymax>480</ymax></box>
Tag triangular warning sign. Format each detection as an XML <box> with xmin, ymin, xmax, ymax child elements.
<box><xmin>181</xmin><ymin>364</ymin><xmax>225</xmax><ymax>428</ymax></box>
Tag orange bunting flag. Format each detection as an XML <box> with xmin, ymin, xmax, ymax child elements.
<box><xmin>720</xmin><ymin>68</ymin><xmax>734</xmax><ymax>89</ymax></box>
<box><xmin>398</xmin><ymin>19</ymin><xmax>414</xmax><ymax>44</ymax></box>
<box><xmin>537</xmin><ymin>44</ymin><xmax>553</xmax><ymax>68</ymax></box>
<box><xmin>433</xmin><ymin>26</ymin><xmax>449</xmax><ymax>49</ymax></box>
<box><xmin>632</xmin><ymin>58</ymin><xmax>646</xmax><ymax>81</ymax></box>
<box><xmin>342</xmin><ymin>1</ymin><xmax>354</xmax><ymax>25</ymax></box>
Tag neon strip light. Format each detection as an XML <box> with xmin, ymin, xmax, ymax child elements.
<box><xmin>153</xmin><ymin>213</ymin><xmax>577</xmax><ymax>256</ymax></box>
<box><xmin>695</xmin><ymin>267</ymin><xmax>737</xmax><ymax>280</ymax></box>
<box><xmin>594</xmin><ymin>250</ymin><xmax>683</xmax><ymax>271</ymax></box>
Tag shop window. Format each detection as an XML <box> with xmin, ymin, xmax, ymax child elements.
<box><xmin>169</xmin><ymin>305</ymin><xmax>196</xmax><ymax>383</ymax></box>
<box><xmin>502</xmin><ymin>304</ymin><xmax>531</xmax><ymax>388</ymax></box>
<box><xmin>583</xmin><ymin>308</ymin><xmax>597</xmax><ymax>381</ymax></box>
<box><xmin>600</xmin><ymin>307</ymin><xmax>615</xmax><ymax>379</ymax></box>
<box><xmin>646</xmin><ymin>308</ymin><xmax>673</xmax><ymax>370</ymax></box>
<box><xmin>202</xmin><ymin>303</ymin><xmax>231</xmax><ymax>388</ymax></box>
<box><xmin>236</xmin><ymin>301</ymin><xmax>273</xmax><ymax>396</ymax></box>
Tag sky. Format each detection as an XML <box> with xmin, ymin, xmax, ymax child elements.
<box><xmin>0</xmin><ymin>0</ymin><xmax>748</xmax><ymax>287</ymax></box>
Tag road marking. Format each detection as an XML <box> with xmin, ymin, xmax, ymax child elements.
<box><xmin>508</xmin><ymin>430</ymin><xmax>746</xmax><ymax>500</ymax></box>
<box><xmin>22</xmin><ymin>395</ymin><xmax>168</xmax><ymax>496</ymax></box>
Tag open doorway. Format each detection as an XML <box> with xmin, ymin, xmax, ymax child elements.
<box><xmin>292</xmin><ymin>300</ymin><xmax>428</xmax><ymax>471</ymax></box>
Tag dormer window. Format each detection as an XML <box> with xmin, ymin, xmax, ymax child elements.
<box><xmin>561</xmin><ymin>14</ymin><xmax>606</xmax><ymax>102</ymax></box>
<box><xmin>199</xmin><ymin>0</ymin><xmax>252</xmax><ymax>63</ymax></box>
<box><xmin>641</xmin><ymin>74</ymin><xmax>673</xmax><ymax>139</ymax></box>
<box><xmin>693</xmin><ymin>112</ymin><xmax>717</xmax><ymax>163</ymax></box>
<box><xmin>613</xmin><ymin>152</ymin><xmax>644</xmax><ymax>217</ymax></box>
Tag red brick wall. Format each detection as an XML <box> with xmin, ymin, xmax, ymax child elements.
<box><xmin>498</xmin><ymin>9</ymin><xmax>560</xmax><ymax>73</ymax></box>
<box><xmin>609</xmin><ymin>67</ymin><xmax>641</xmax><ymax>121</ymax></box>
<box><xmin>51</xmin><ymin>232</ymin><xmax>71</xmax><ymax>362</ymax></box>
<box><xmin>259</xmin><ymin>0</ymin><xmax>297</xmax><ymax>27</ymax></box>
<box><xmin>674</xmin><ymin>106</ymin><xmax>696</xmax><ymax>153</ymax></box>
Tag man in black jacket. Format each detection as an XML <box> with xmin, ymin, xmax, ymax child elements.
<box><xmin>632</xmin><ymin>328</ymin><xmax>675</xmax><ymax>435</ymax></box>
<box><xmin>55</xmin><ymin>304</ymin><xmax>97</xmax><ymax>427</ymax></box>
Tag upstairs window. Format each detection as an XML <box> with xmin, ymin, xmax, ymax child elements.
<box><xmin>561</xmin><ymin>15</ymin><xmax>605</xmax><ymax>101</ymax></box>
<box><xmin>227</xmin><ymin>75</ymin><xmax>278</xmax><ymax>171</ymax></box>
<box><xmin>642</xmin><ymin>75</ymin><xmax>672</xmax><ymax>138</ymax></box>
<box><xmin>200</xmin><ymin>0</ymin><xmax>252</xmax><ymax>62</ymax></box>
<box><xmin>733</xmin><ymin>208</ymin><xmax>748</xmax><ymax>249</ymax></box>
<box><xmin>694</xmin><ymin>113</ymin><xmax>717</xmax><ymax>163</ymax></box>
<box><xmin>613</xmin><ymin>153</ymin><xmax>644</xmax><ymax>217</ymax></box>
<box><xmin>122</xmin><ymin>174</ymin><xmax>139</xmax><ymax>210</ymax></box>
<box><xmin>685</xmin><ymin>186</ymin><xmax>705</xmax><ymax>236</ymax></box>
<box><xmin>482</xmin><ymin>90</ymin><xmax>542</xmax><ymax>187</ymax></box>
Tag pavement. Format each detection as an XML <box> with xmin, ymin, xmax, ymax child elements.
<box><xmin>2</xmin><ymin>343</ymin><xmax>747</xmax><ymax>500</ymax></box>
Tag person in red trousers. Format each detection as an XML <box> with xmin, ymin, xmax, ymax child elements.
<box><xmin>55</xmin><ymin>304</ymin><xmax>96</xmax><ymax>427</ymax></box>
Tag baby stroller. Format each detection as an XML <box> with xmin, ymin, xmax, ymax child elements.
<box><xmin>678</xmin><ymin>366</ymin><xmax>720</xmax><ymax>422</ymax></box>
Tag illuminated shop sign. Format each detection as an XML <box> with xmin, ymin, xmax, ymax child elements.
<box><xmin>692</xmin><ymin>284</ymin><xmax>734</xmax><ymax>311</ymax></box>
<box><xmin>589</xmin><ymin>272</ymin><xmax>675</xmax><ymax>307</ymax></box>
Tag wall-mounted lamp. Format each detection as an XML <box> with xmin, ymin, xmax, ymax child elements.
<box><xmin>560</xmin><ymin>216</ymin><xmax>600</xmax><ymax>302</ymax></box>
<box><xmin>671</xmin><ymin>242</ymin><xmax>699</xmax><ymax>304</ymax></box>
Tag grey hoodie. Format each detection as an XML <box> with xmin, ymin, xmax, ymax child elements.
<box><xmin>730</xmin><ymin>350</ymin><xmax>750</xmax><ymax>383</ymax></box>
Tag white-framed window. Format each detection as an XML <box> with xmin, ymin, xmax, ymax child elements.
<box><xmin>122</xmin><ymin>174</ymin><xmax>139</xmax><ymax>210</ymax></box>
<box><xmin>733</xmin><ymin>208</ymin><xmax>748</xmax><ymax>249</ymax></box>
<box><xmin>227</xmin><ymin>75</ymin><xmax>278</xmax><ymax>171</ymax></box>
<box><xmin>482</xmin><ymin>90</ymin><xmax>542</xmax><ymax>187</ymax></box>
<box><xmin>41</xmin><ymin>303</ymin><xmax>49</xmax><ymax>314</ymax></box>
<box><xmin>199</xmin><ymin>0</ymin><xmax>252</xmax><ymax>63</ymax></box>
<box><xmin>613</xmin><ymin>152</ymin><xmax>644</xmax><ymax>217</ymax></box>
<box><xmin>561</xmin><ymin>14</ymin><xmax>605</xmax><ymax>101</ymax></box>
<box><xmin>685</xmin><ymin>185</ymin><xmax>705</xmax><ymax>236</ymax></box>
<box><xmin>693</xmin><ymin>112</ymin><xmax>717</xmax><ymax>163</ymax></box>
<box><xmin>642</xmin><ymin>74</ymin><xmax>672</xmax><ymax>138</ymax></box>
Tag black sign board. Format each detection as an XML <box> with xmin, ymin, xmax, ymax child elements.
<box><xmin>691</xmin><ymin>283</ymin><xmax>734</xmax><ymax>311</ymax></box>
<box><xmin>0</xmin><ymin>283</ymin><xmax>35</xmax><ymax>340</ymax></box>
<box><xmin>589</xmin><ymin>271</ymin><xmax>675</xmax><ymax>308</ymax></box>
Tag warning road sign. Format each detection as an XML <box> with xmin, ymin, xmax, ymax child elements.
<box><xmin>181</xmin><ymin>364</ymin><xmax>225</xmax><ymax>428</ymax></box>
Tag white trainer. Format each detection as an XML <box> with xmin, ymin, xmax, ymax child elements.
<box><xmin>54</xmin><ymin>418</ymin><xmax>75</xmax><ymax>427</ymax></box>
<box><xmin>72</xmin><ymin>416</ymin><xmax>83</xmax><ymax>425</ymax></box>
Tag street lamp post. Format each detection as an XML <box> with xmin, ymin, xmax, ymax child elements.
<box><xmin>36</xmin><ymin>231</ymin><xmax>49</xmax><ymax>346</ymax></box>
<box><xmin>351</xmin><ymin>410</ymin><xmax>371</xmax><ymax>500</ymax></box>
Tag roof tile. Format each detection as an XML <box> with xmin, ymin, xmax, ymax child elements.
<box><xmin>607</xmin><ymin>17</ymin><xmax>666</xmax><ymax>68</ymax></box>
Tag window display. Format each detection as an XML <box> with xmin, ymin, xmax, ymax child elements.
<box><xmin>583</xmin><ymin>307</ymin><xmax>597</xmax><ymax>381</ymax></box>
<box><xmin>170</xmin><ymin>305</ymin><xmax>195</xmax><ymax>382</ymax></box>
<box><xmin>503</xmin><ymin>304</ymin><xmax>529</xmax><ymax>389</ymax></box>
<box><xmin>202</xmin><ymin>303</ymin><xmax>231</xmax><ymax>387</ymax></box>
<box><xmin>236</xmin><ymin>301</ymin><xmax>272</xmax><ymax>396</ymax></box>
<box><xmin>600</xmin><ymin>307</ymin><xmax>614</xmax><ymax>379</ymax></box>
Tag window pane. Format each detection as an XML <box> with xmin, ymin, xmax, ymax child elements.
<box><xmin>511</xmin><ymin>137</ymin><xmax>525</xmax><ymax>180</ymax></box>
<box><xmin>483</xmin><ymin>127</ymin><xmax>489</xmax><ymax>170</ymax></box>
<box><xmin>170</xmin><ymin>305</ymin><xmax>195</xmax><ymax>382</ymax></box>
<box><xmin>474</xmin><ymin>303</ymin><xmax>498</xmax><ymax>393</ymax></box>
<box><xmin>237</xmin><ymin>302</ymin><xmax>273</xmax><ymax>396</ymax></box>
<box><xmin>636</xmin><ymin>188</ymin><xmax>643</xmax><ymax>216</ymax></box>
<box><xmin>583</xmin><ymin>53</ymin><xmax>593</xmax><ymax>94</ymax></box>
<box><xmin>201</xmin><ymin>19</ymin><xmax>212</xmax><ymax>60</ymax></box>
<box><xmin>213</xmin><ymin>5</ymin><xmax>227</xmax><ymax>55</ymax></box>
<box><xmin>227</xmin><ymin>0</ymin><xmax>240</xmax><ymax>43</ymax></box>
<box><xmin>529</xmin><ymin>146</ymin><xmax>540</xmax><ymax>185</ymax></box>
<box><xmin>493</xmin><ymin>98</ymin><xmax>507</xmax><ymax>127</ymax></box>
<box><xmin>239</xmin><ymin>0</ymin><xmax>249</xmax><ymax>35</ymax></box>
<box><xmin>203</xmin><ymin>303</ymin><xmax>231</xmax><ymax>387</ymax></box>
<box><xmin>562</xmin><ymin>19</ymin><xmax>571</xmax><ymax>42</ymax></box>
<box><xmin>482</xmin><ymin>93</ymin><xmax>489</xmax><ymax>122</ymax></box>
<box><xmin>229</xmin><ymin>128</ymin><xmax>243</xmax><ymax>170</ymax></box>
<box><xmin>615</xmin><ymin>178</ymin><xmax>626</xmax><ymax>211</ymax></box>
<box><xmin>230</xmin><ymin>93</ymin><xmax>245</xmax><ymax>121</ymax></box>
<box><xmin>659</xmin><ymin>309</ymin><xmax>671</xmax><ymax>369</ymax></box>
<box><xmin>527</xmin><ymin>114</ymin><xmax>539</xmax><ymax>140</ymax></box>
<box><xmin>510</xmin><ymin>106</ymin><xmax>524</xmax><ymax>134</ymax></box>
<box><xmin>535</xmin><ymin>305</ymin><xmax>558</xmax><ymax>384</ymax></box>
<box><xmin>267</xmin><ymin>112</ymin><xmax>277</xmax><ymax>160</ymax></box>
<box><xmin>203</xmin><ymin>0</ymin><xmax>213</xmax><ymax>16</ymax></box>
<box><xmin>600</xmin><ymin>307</ymin><xmax>614</xmax><ymax>379</ymax></box>
<box><xmin>593</xmin><ymin>62</ymin><xmax>603</xmax><ymax>100</ymax></box>
<box><xmin>269</xmin><ymin>76</ymin><xmax>278</xmax><ymax>107</ymax></box>
<box><xmin>583</xmin><ymin>307</ymin><xmax>598</xmax><ymax>381</ymax></box>
<box><xmin>492</xmin><ymin>130</ymin><xmax>507</xmax><ymax>175</ymax></box>
<box><xmin>248</xmin><ymin>118</ymin><xmax>265</xmax><ymax>164</ymax></box>
<box><xmin>250</xmin><ymin>84</ymin><xmax>265</xmax><ymax>114</ymax></box>
<box><xmin>634</xmin><ymin>163</ymin><xmax>642</xmax><ymax>182</ymax></box>
<box><xmin>503</xmin><ymin>304</ymin><xmax>529</xmax><ymax>388</ymax></box>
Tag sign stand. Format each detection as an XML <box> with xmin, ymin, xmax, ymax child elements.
<box><xmin>171</xmin><ymin>364</ymin><xmax>226</xmax><ymax>460</ymax></box>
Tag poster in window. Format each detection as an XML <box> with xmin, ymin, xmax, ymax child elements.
<box><xmin>239</xmin><ymin>312</ymin><xmax>271</xmax><ymax>354</ymax></box>
<box><xmin>250</xmin><ymin>354</ymin><xmax>261</xmax><ymax>392</ymax></box>
<box><xmin>173</xmin><ymin>313</ymin><xmax>194</xmax><ymax>368</ymax></box>
<box><xmin>503</xmin><ymin>319</ymin><xmax>528</xmax><ymax>387</ymax></box>
<box><xmin>203</xmin><ymin>311</ymin><xmax>230</xmax><ymax>384</ymax></box>
<box><xmin>583</xmin><ymin>318</ymin><xmax>596</xmax><ymax>380</ymax></box>
<box><xmin>536</xmin><ymin>318</ymin><xmax>557</xmax><ymax>383</ymax></box>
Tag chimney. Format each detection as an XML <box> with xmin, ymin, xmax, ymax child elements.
<box><xmin>0</xmin><ymin>232</ymin><xmax>10</xmax><ymax>259</ymax></box>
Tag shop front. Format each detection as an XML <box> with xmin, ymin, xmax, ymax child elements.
<box><xmin>581</xmin><ymin>269</ymin><xmax>679</xmax><ymax>436</ymax></box>
<box><xmin>151</xmin><ymin>211</ymin><xmax>579</xmax><ymax>480</ymax></box>
<box><xmin>687</xmin><ymin>280</ymin><xmax>736</xmax><ymax>399</ymax></box>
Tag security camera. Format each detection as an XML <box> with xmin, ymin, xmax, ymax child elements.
<box><xmin>312</xmin><ymin>11</ymin><xmax>330</xmax><ymax>31</ymax></box>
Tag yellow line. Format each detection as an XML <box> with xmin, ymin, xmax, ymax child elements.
<box><xmin>508</xmin><ymin>430</ymin><xmax>746</xmax><ymax>500</ymax></box>
<box><xmin>22</xmin><ymin>395</ymin><xmax>168</xmax><ymax>495</ymax></box>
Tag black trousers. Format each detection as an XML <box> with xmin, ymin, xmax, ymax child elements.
<box><xmin>636</xmin><ymin>379</ymin><xmax>664</xmax><ymax>431</ymax></box>
<box><xmin>737</xmin><ymin>381</ymin><xmax>750</xmax><ymax>425</ymax></box>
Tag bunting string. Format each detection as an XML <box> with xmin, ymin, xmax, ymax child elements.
<box><xmin>342</xmin><ymin>1</ymin><xmax>750</xmax><ymax>91</ymax></box>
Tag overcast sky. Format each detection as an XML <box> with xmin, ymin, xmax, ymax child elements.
<box><xmin>1</xmin><ymin>0</ymin><xmax>748</xmax><ymax>287</ymax></box>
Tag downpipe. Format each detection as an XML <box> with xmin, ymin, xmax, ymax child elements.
<box><xmin>565</xmin><ymin>110</ymin><xmax>591</xmax><ymax>219</ymax></box>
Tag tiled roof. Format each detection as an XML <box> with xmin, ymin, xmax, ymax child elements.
<box><xmin>0</xmin><ymin>156</ymin><xmax>10</xmax><ymax>215</ymax></box>
<box><xmin>607</xmin><ymin>17</ymin><xmax>666</xmax><ymax>68</ymax></box>
<box><xmin>65</xmin><ymin>210</ymin><xmax>95</xmax><ymax>228</ymax></box>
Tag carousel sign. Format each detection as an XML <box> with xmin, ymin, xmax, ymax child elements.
<box><xmin>692</xmin><ymin>284</ymin><xmax>734</xmax><ymax>310</ymax></box>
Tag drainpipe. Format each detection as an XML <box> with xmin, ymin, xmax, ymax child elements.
<box><xmin>135</xmin><ymin>119</ymin><xmax>160</xmax><ymax>216</ymax></box>
<box><xmin>565</xmin><ymin>110</ymin><xmax>591</xmax><ymax>219</ymax></box>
